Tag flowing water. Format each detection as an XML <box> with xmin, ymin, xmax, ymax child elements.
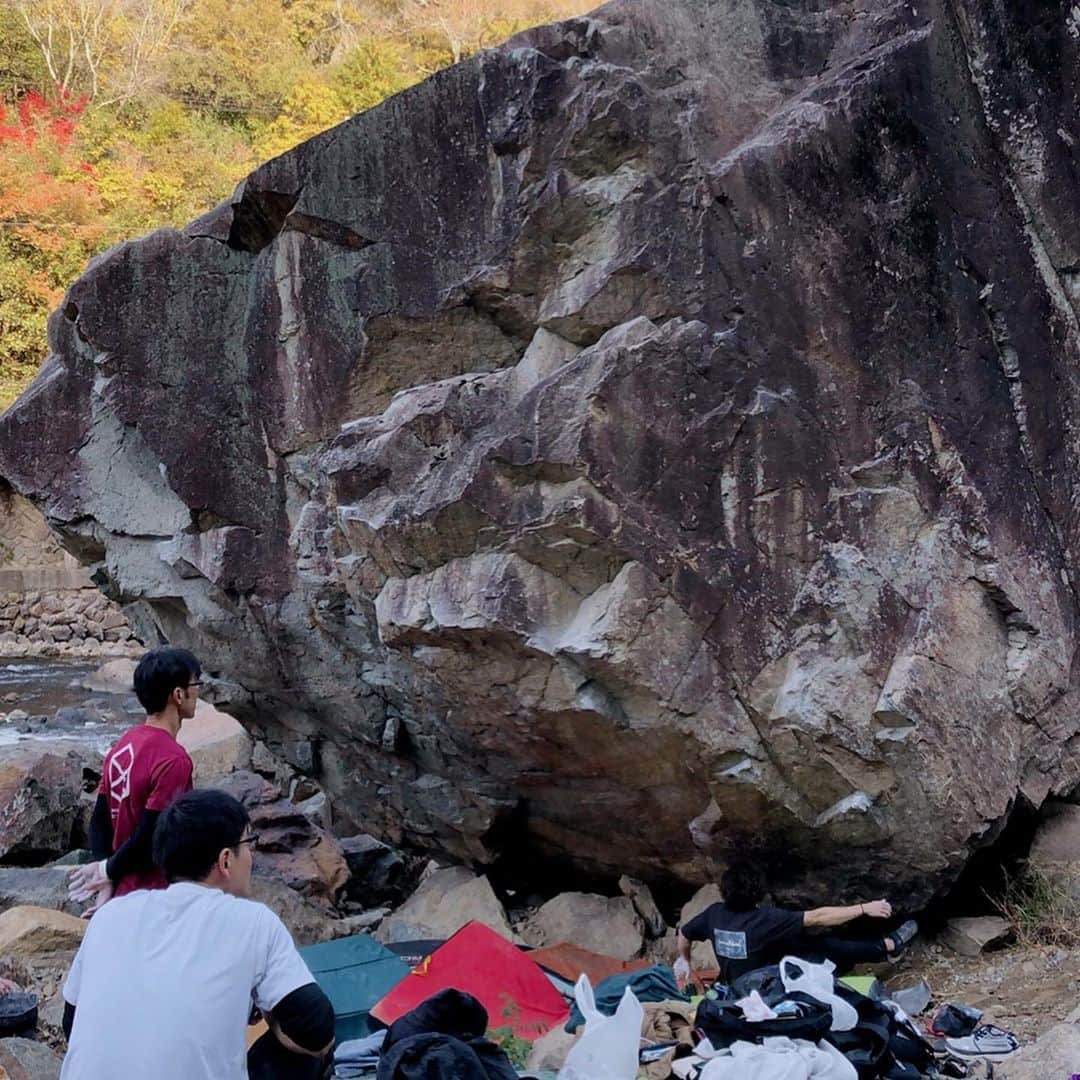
<box><xmin>0</xmin><ymin>657</ymin><xmax>138</xmax><ymax>751</ymax></box>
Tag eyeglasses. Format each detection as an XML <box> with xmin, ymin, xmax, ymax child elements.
<box><xmin>237</xmin><ymin>834</ymin><xmax>259</xmax><ymax>850</ymax></box>
<box><xmin>185</xmin><ymin>680</ymin><xmax>204</xmax><ymax>689</ymax></box>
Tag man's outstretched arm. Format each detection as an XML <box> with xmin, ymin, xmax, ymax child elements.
<box><xmin>803</xmin><ymin>898</ymin><xmax>891</xmax><ymax>928</ymax></box>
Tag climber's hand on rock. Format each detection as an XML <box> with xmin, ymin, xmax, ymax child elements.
<box><xmin>861</xmin><ymin>899</ymin><xmax>891</xmax><ymax>919</ymax></box>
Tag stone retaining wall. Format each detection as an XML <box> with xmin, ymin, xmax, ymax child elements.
<box><xmin>0</xmin><ymin>482</ymin><xmax>138</xmax><ymax>659</ymax></box>
<box><xmin>0</xmin><ymin>588</ymin><xmax>140</xmax><ymax>659</ymax></box>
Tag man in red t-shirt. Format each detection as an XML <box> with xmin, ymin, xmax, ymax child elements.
<box><xmin>69</xmin><ymin>647</ymin><xmax>200</xmax><ymax>912</ymax></box>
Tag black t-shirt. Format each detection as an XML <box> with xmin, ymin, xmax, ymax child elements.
<box><xmin>681</xmin><ymin>902</ymin><xmax>805</xmax><ymax>982</ymax></box>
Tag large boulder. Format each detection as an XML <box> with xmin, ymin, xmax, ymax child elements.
<box><xmin>340</xmin><ymin>833</ymin><xmax>408</xmax><ymax>908</ymax></box>
<box><xmin>6</xmin><ymin>0</ymin><xmax>1080</xmax><ymax>902</ymax></box>
<box><xmin>375</xmin><ymin>865</ymin><xmax>513</xmax><ymax>943</ymax></box>
<box><xmin>679</xmin><ymin>884</ymin><xmax>721</xmax><ymax>972</ymax></box>
<box><xmin>0</xmin><ymin>1037</ymin><xmax>63</xmax><ymax>1080</ymax></box>
<box><xmin>177</xmin><ymin>699</ymin><xmax>253</xmax><ymax>783</ymax></box>
<box><xmin>522</xmin><ymin>892</ymin><xmax>644</xmax><ymax>959</ymax></box>
<box><xmin>996</xmin><ymin>1022</ymin><xmax>1080</xmax><ymax>1080</ymax></box>
<box><xmin>0</xmin><ymin>742</ymin><xmax>99</xmax><ymax>864</ymax></box>
<box><xmin>247</xmin><ymin>875</ymin><xmax>340</xmax><ymax>945</ymax></box>
<box><xmin>216</xmin><ymin>771</ymin><xmax>348</xmax><ymax>904</ymax></box>
<box><xmin>0</xmin><ymin>906</ymin><xmax>85</xmax><ymax>960</ymax></box>
<box><xmin>1028</xmin><ymin>801</ymin><xmax>1080</xmax><ymax>905</ymax></box>
<box><xmin>0</xmin><ymin>867</ymin><xmax>80</xmax><ymax>915</ymax></box>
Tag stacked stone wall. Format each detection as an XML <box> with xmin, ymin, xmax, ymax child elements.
<box><xmin>0</xmin><ymin>483</ymin><xmax>137</xmax><ymax>658</ymax></box>
<box><xmin>0</xmin><ymin>587</ymin><xmax>139</xmax><ymax>659</ymax></box>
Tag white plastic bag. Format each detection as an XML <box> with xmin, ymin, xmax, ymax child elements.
<box><xmin>779</xmin><ymin>956</ymin><xmax>858</xmax><ymax>1032</ymax></box>
<box><xmin>557</xmin><ymin>974</ymin><xmax>644</xmax><ymax>1080</ymax></box>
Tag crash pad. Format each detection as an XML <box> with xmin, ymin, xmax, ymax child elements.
<box><xmin>527</xmin><ymin>942</ymin><xmax>652</xmax><ymax>986</ymax></box>
<box><xmin>370</xmin><ymin>921</ymin><xmax>569</xmax><ymax>1039</ymax></box>
<box><xmin>299</xmin><ymin>932</ymin><xmax>411</xmax><ymax>1042</ymax></box>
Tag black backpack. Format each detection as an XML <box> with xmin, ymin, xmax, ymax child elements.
<box><xmin>694</xmin><ymin>992</ymin><xmax>833</xmax><ymax>1049</ymax></box>
<box><xmin>825</xmin><ymin>983</ymin><xmax>935</xmax><ymax>1080</ymax></box>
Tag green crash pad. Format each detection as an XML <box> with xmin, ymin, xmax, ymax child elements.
<box><xmin>299</xmin><ymin>933</ymin><xmax>411</xmax><ymax>1042</ymax></box>
<box><xmin>838</xmin><ymin>974</ymin><xmax>881</xmax><ymax>998</ymax></box>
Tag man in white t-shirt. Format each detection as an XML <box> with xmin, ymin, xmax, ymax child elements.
<box><xmin>60</xmin><ymin>789</ymin><xmax>335</xmax><ymax>1080</ymax></box>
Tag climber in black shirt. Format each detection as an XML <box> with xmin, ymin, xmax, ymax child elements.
<box><xmin>674</xmin><ymin>862</ymin><xmax>918</xmax><ymax>986</ymax></box>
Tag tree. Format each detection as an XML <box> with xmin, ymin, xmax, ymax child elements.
<box><xmin>0</xmin><ymin>89</ymin><xmax>105</xmax><ymax>407</ymax></box>
<box><xmin>9</xmin><ymin>0</ymin><xmax>192</xmax><ymax>105</ymax></box>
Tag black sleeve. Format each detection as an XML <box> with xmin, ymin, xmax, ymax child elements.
<box><xmin>88</xmin><ymin>794</ymin><xmax>112</xmax><ymax>861</ymax></box>
<box><xmin>267</xmin><ymin>984</ymin><xmax>335</xmax><ymax>1055</ymax></box>
<box><xmin>105</xmin><ymin>809</ymin><xmax>161</xmax><ymax>883</ymax></box>
<box><xmin>63</xmin><ymin>1001</ymin><xmax>76</xmax><ymax>1041</ymax></box>
<box><xmin>680</xmin><ymin>904</ymin><xmax>715</xmax><ymax>942</ymax></box>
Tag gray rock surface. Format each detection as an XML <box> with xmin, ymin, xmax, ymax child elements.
<box><xmin>940</xmin><ymin>915</ymin><xmax>1013</xmax><ymax>958</ymax></box>
<box><xmin>679</xmin><ymin>884</ymin><xmax>721</xmax><ymax>971</ymax></box>
<box><xmin>0</xmin><ymin>742</ymin><xmax>100</xmax><ymax>864</ymax></box>
<box><xmin>216</xmin><ymin>771</ymin><xmax>349</xmax><ymax>903</ymax></box>
<box><xmin>522</xmin><ymin>891</ymin><xmax>644</xmax><ymax>959</ymax></box>
<box><xmin>997</xmin><ymin>1021</ymin><xmax>1080</xmax><ymax>1080</ymax></box>
<box><xmin>375</xmin><ymin>865</ymin><xmax>513</xmax><ymax>942</ymax></box>
<box><xmin>0</xmin><ymin>867</ymin><xmax>80</xmax><ymax>915</ymax></box>
<box><xmin>0</xmin><ymin>1037</ymin><xmax>63</xmax><ymax>1080</ymax></box>
<box><xmin>5</xmin><ymin>0</ymin><xmax>1080</xmax><ymax>901</ymax></box>
<box><xmin>247</xmin><ymin>875</ymin><xmax>340</xmax><ymax>945</ymax></box>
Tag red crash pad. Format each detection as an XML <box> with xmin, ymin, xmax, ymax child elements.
<box><xmin>370</xmin><ymin>921</ymin><xmax>570</xmax><ymax>1039</ymax></box>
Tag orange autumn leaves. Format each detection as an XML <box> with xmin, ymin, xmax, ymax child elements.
<box><xmin>0</xmin><ymin>89</ymin><xmax>109</xmax><ymax>404</ymax></box>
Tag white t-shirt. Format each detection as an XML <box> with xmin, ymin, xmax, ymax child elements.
<box><xmin>61</xmin><ymin>881</ymin><xmax>316</xmax><ymax>1080</ymax></box>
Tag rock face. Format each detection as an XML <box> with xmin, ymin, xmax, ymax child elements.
<box><xmin>216</xmin><ymin>771</ymin><xmax>349</xmax><ymax>904</ymax></box>
<box><xmin>0</xmin><ymin>1037</ymin><xmax>63</xmax><ymax>1080</ymax></box>
<box><xmin>0</xmin><ymin>906</ymin><xmax>85</xmax><ymax>961</ymax></box>
<box><xmin>522</xmin><ymin>891</ymin><xmax>645</xmax><ymax>959</ymax></box>
<box><xmin>4</xmin><ymin>0</ymin><xmax>1080</xmax><ymax>902</ymax></box>
<box><xmin>375</xmin><ymin>865</ymin><xmax>513</xmax><ymax>943</ymax></box>
<box><xmin>0</xmin><ymin>743</ymin><xmax>99</xmax><ymax>864</ymax></box>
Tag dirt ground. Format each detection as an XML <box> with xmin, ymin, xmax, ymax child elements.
<box><xmin>880</xmin><ymin>938</ymin><xmax>1079</xmax><ymax>1046</ymax></box>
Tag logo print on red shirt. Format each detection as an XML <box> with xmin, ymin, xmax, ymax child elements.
<box><xmin>108</xmin><ymin>743</ymin><xmax>135</xmax><ymax>817</ymax></box>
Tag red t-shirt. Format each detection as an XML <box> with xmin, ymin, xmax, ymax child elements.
<box><xmin>97</xmin><ymin>724</ymin><xmax>193</xmax><ymax>896</ymax></box>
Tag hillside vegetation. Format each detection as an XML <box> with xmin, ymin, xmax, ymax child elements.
<box><xmin>0</xmin><ymin>0</ymin><xmax>590</xmax><ymax>409</ymax></box>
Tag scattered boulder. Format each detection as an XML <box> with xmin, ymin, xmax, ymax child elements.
<box><xmin>338</xmin><ymin>908</ymin><xmax>389</xmax><ymax>934</ymax></box>
<box><xmin>340</xmin><ymin>833</ymin><xmax>407</xmax><ymax>908</ymax></box>
<box><xmin>376</xmin><ymin>865</ymin><xmax>513</xmax><ymax>943</ymax></box>
<box><xmin>940</xmin><ymin>916</ymin><xmax>1013</xmax><ymax>958</ymax></box>
<box><xmin>996</xmin><ymin>1022</ymin><xmax>1080</xmax><ymax>1080</ymax></box>
<box><xmin>1030</xmin><ymin>802</ymin><xmax>1080</xmax><ymax>862</ymax></box>
<box><xmin>0</xmin><ymin>1037</ymin><xmax>62</xmax><ymax>1079</ymax></box>
<box><xmin>0</xmin><ymin>867</ymin><xmax>79</xmax><ymax>915</ymax></box>
<box><xmin>1030</xmin><ymin>802</ymin><xmax>1080</xmax><ymax>861</ymax></box>
<box><xmin>525</xmin><ymin>1024</ymin><xmax>576</xmax><ymax>1072</ymax></box>
<box><xmin>619</xmin><ymin>875</ymin><xmax>667</xmax><ymax>938</ymax></box>
<box><xmin>177</xmin><ymin>700</ymin><xmax>253</xmax><ymax>784</ymax></box>
<box><xmin>679</xmin><ymin>884</ymin><xmax>721</xmax><ymax>971</ymax></box>
<box><xmin>216</xmin><ymin>771</ymin><xmax>349</xmax><ymax>904</ymax></box>
<box><xmin>78</xmin><ymin>658</ymin><xmax>136</xmax><ymax>695</ymax></box>
<box><xmin>0</xmin><ymin>906</ymin><xmax>85</xmax><ymax>960</ymax></box>
<box><xmin>248</xmin><ymin>875</ymin><xmax>339</xmax><ymax>946</ymax></box>
<box><xmin>0</xmin><ymin>741</ymin><xmax>100</xmax><ymax>864</ymax></box>
<box><xmin>523</xmin><ymin>892</ymin><xmax>644</xmax><ymax>960</ymax></box>
<box><xmin>1029</xmin><ymin>802</ymin><xmax>1080</xmax><ymax>905</ymax></box>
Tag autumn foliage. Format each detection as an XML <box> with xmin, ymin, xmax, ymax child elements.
<box><xmin>0</xmin><ymin>0</ymin><xmax>590</xmax><ymax>409</ymax></box>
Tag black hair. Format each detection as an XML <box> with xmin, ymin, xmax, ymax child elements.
<box><xmin>721</xmin><ymin>861</ymin><xmax>767</xmax><ymax>912</ymax></box>
<box><xmin>153</xmin><ymin>789</ymin><xmax>250</xmax><ymax>883</ymax></box>
<box><xmin>133</xmin><ymin>646</ymin><xmax>201</xmax><ymax>713</ymax></box>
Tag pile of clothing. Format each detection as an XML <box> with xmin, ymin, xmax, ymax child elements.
<box><xmin>569</xmin><ymin>957</ymin><xmax>1018</xmax><ymax>1080</ymax></box>
<box><xmin>331</xmin><ymin>988</ymin><xmax>546</xmax><ymax>1080</ymax></box>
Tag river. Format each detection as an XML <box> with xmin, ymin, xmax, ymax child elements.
<box><xmin>0</xmin><ymin>657</ymin><xmax>138</xmax><ymax>751</ymax></box>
